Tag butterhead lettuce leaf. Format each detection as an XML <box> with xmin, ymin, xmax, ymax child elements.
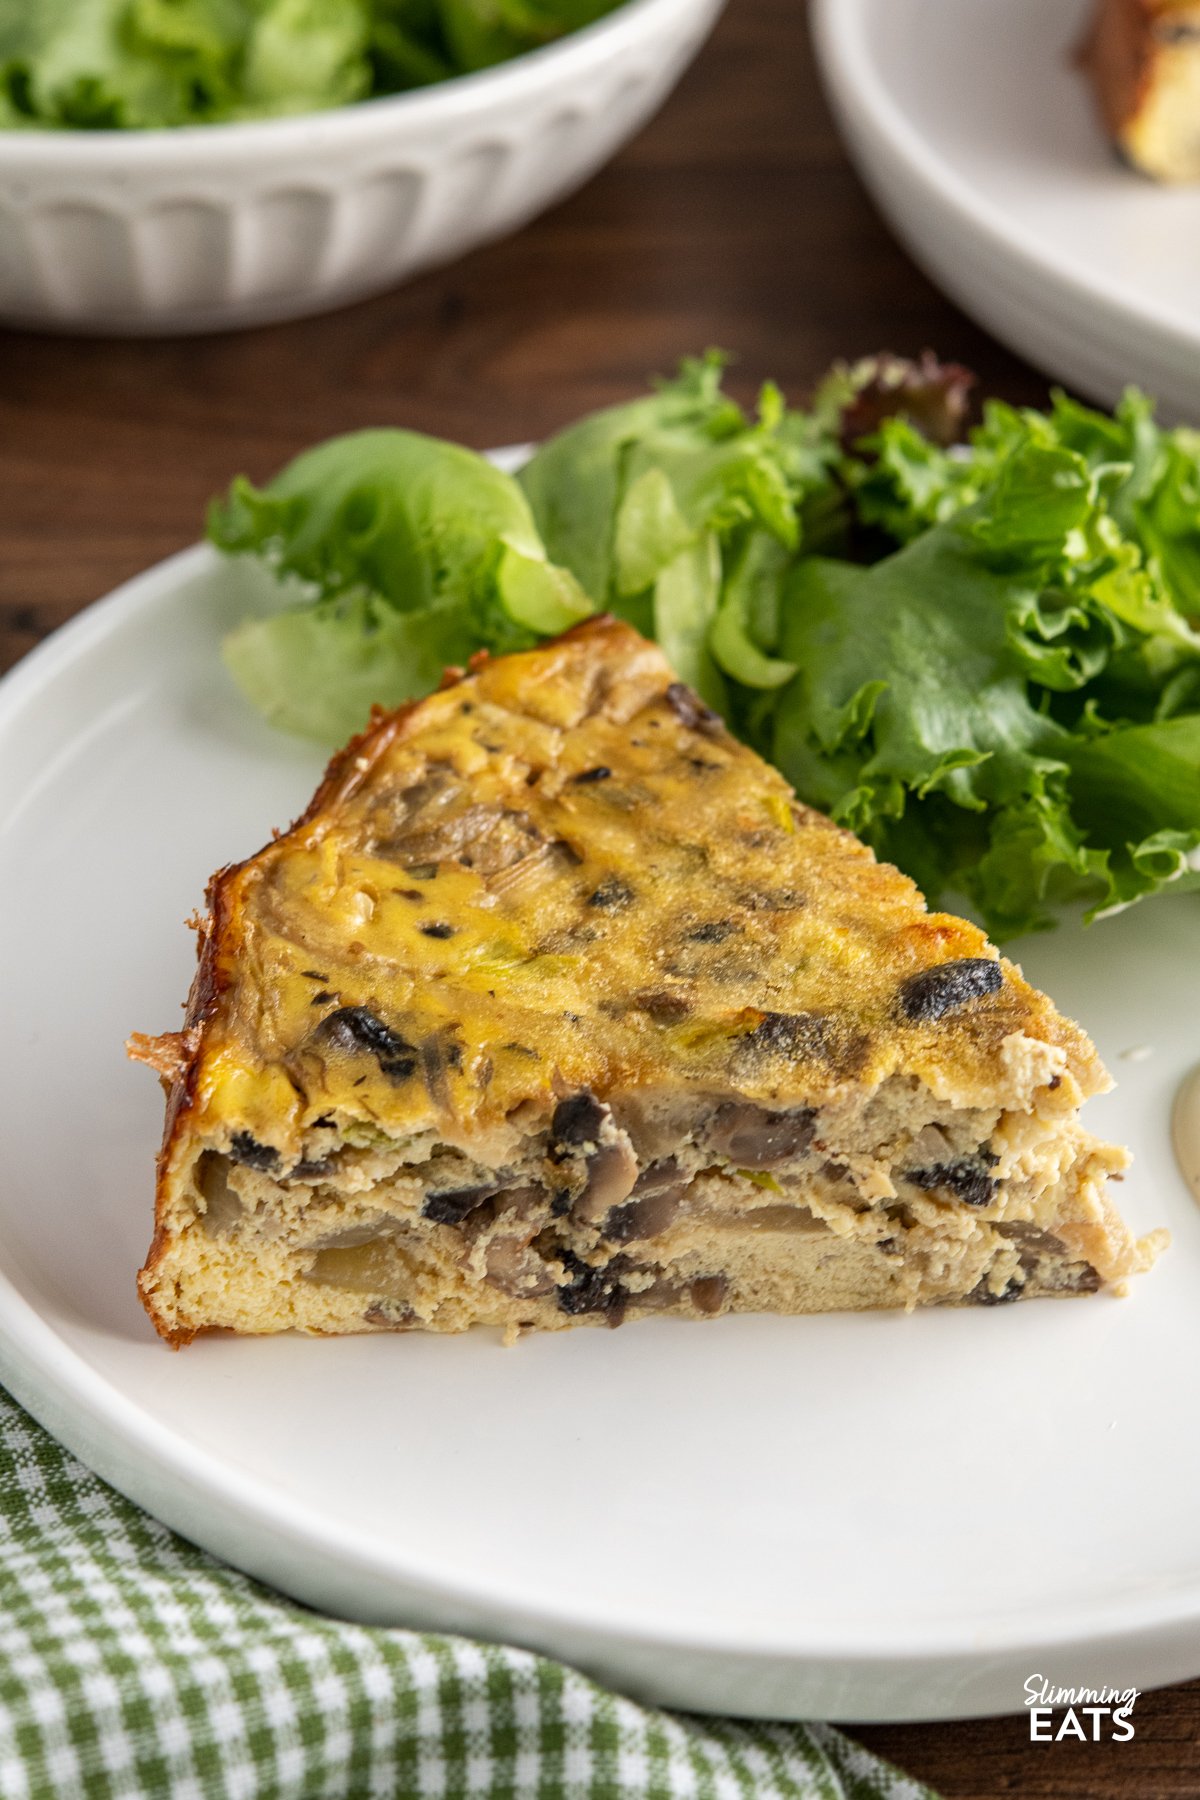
<box><xmin>210</xmin><ymin>429</ymin><xmax>589</xmax><ymax>738</ymax></box>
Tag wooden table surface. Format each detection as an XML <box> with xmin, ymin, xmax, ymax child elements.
<box><xmin>2</xmin><ymin>0</ymin><xmax>1199</xmax><ymax>1791</ymax></box>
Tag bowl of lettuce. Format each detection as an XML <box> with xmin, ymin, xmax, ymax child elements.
<box><xmin>0</xmin><ymin>0</ymin><xmax>724</xmax><ymax>335</ymax></box>
<box><xmin>209</xmin><ymin>351</ymin><xmax>1200</xmax><ymax>941</ymax></box>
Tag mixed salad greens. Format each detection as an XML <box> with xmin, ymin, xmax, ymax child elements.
<box><xmin>0</xmin><ymin>0</ymin><xmax>621</xmax><ymax>128</ymax></box>
<box><xmin>208</xmin><ymin>353</ymin><xmax>1200</xmax><ymax>940</ymax></box>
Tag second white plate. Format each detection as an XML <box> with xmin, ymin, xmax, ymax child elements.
<box><xmin>812</xmin><ymin>0</ymin><xmax>1200</xmax><ymax>421</ymax></box>
<box><xmin>0</xmin><ymin>541</ymin><xmax>1198</xmax><ymax>1723</ymax></box>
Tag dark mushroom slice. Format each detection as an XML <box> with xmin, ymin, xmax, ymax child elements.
<box><xmin>484</xmin><ymin>1235</ymin><xmax>559</xmax><ymax>1300</ymax></box>
<box><xmin>701</xmin><ymin>1202</ymin><xmax>825</xmax><ymax>1234</ymax></box>
<box><xmin>705</xmin><ymin>1101</ymin><xmax>817</xmax><ymax>1168</ymax></box>
<box><xmin>600</xmin><ymin>1156</ymin><xmax>692</xmax><ymax>1242</ymax></box>
<box><xmin>631</xmin><ymin>1157</ymin><xmax>685</xmax><ymax>1194</ymax></box>
<box><xmin>290</xmin><ymin>1156</ymin><xmax>337</xmax><ymax>1182</ymax></box>
<box><xmin>623</xmin><ymin>1269</ymin><xmax>731</xmax><ymax>1317</ymax></box>
<box><xmin>380</xmin><ymin>803</ymin><xmax>544</xmax><ymax>875</ymax></box>
<box><xmin>904</xmin><ymin>1151</ymin><xmax>999</xmax><ymax>1208</ymax></box>
<box><xmin>602</xmin><ymin>1186</ymin><xmax>686</xmax><ymax>1244</ymax></box>
<box><xmin>689</xmin><ymin>1274</ymin><xmax>729</xmax><ymax>1315</ymax></box>
<box><xmin>228</xmin><ymin>1131</ymin><xmax>280</xmax><ymax>1172</ymax></box>
<box><xmin>686</xmin><ymin>921</ymin><xmax>734</xmax><ymax>944</ymax></box>
<box><xmin>422</xmin><ymin>1185</ymin><xmax>499</xmax><ymax>1226</ymax></box>
<box><xmin>547</xmin><ymin>1092</ymin><xmax>639</xmax><ymax>1223</ymax></box>
<box><xmin>664</xmin><ymin>682</ymin><xmax>722</xmax><ymax>734</ymax></box>
<box><xmin>317</xmin><ymin>1007</ymin><xmax>419</xmax><ymax>1081</ymax></box>
<box><xmin>994</xmin><ymin>1222</ymin><xmax>1102</xmax><ymax>1294</ymax></box>
<box><xmin>898</xmin><ymin>958</ymin><xmax>1003</xmax><ymax>1024</ymax></box>
<box><xmin>970</xmin><ymin>1275</ymin><xmax>1023</xmax><ymax>1306</ymax></box>
<box><xmin>550</xmin><ymin>1092</ymin><xmax>608</xmax><ymax>1151</ymax></box>
<box><xmin>363</xmin><ymin>1301</ymin><xmax>417</xmax><ymax>1329</ymax></box>
<box><xmin>587</xmin><ymin>877</ymin><xmax>635</xmax><ymax>910</ymax></box>
<box><xmin>554</xmin><ymin>1249</ymin><xmax>628</xmax><ymax>1321</ymax></box>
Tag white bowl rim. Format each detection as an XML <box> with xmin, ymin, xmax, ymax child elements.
<box><xmin>0</xmin><ymin>0</ymin><xmax>699</xmax><ymax>163</ymax></box>
<box><xmin>810</xmin><ymin>0</ymin><xmax>1200</xmax><ymax>362</ymax></box>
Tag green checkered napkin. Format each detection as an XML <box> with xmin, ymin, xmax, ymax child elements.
<box><xmin>0</xmin><ymin>1388</ymin><xmax>934</xmax><ymax>1800</ymax></box>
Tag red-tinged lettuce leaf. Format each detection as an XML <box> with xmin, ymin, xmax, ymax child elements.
<box><xmin>819</xmin><ymin>349</ymin><xmax>975</xmax><ymax>453</ymax></box>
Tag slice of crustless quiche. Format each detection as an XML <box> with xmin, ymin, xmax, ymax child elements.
<box><xmin>130</xmin><ymin>619</ymin><xmax>1163</xmax><ymax>1344</ymax></box>
<box><xmin>1084</xmin><ymin>0</ymin><xmax>1200</xmax><ymax>181</ymax></box>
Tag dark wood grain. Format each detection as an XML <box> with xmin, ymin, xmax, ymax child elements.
<box><xmin>1</xmin><ymin>1</ymin><xmax>1197</xmax><ymax>1791</ymax></box>
<box><xmin>856</xmin><ymin>1680</ymin><xmax>1200</xmax><ymax>1799</ymax></box>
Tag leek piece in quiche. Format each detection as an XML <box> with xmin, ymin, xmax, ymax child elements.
<box><xmin>129</xmin><ymin>620</ymin><xmax>1164</xmax><ymax>1343</ymax></box>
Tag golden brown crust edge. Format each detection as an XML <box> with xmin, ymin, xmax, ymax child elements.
<box><xmin>132</xmin><ymin>622</ymin><xmax>622</xmax><ymax>1344</ymax></box>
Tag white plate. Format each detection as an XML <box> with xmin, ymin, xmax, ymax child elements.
<box><xmin>2</xmin><ymin>540</ymin><xmax>1199</xmax><ymax>1724</ymax></box>
<box><xmin>811</xmin><ymin>0</ymin><xmax>1200</xmax><ymax>423</ymax></box>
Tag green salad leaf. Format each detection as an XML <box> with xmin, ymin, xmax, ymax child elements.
<box><xmin>519</xmin><ymin>355</ymin><xmax>833</xmax><ymax>713</ymax></box>
<box><xmin>209</xmin><ymin>353</ymin><xmax>1200</xmax><ymax>938</ymax></box>
<box><xmin>210</xmin><ymin>429</ymin><xmax>588</xmax><ymax>743</ymax></box>
<box><xmin>0</xmin><ymin>0</ymin><xmax>372</xmax><ymax>126</ymax></box>
<box><xmin>0</xmin><ymin>0</ymin><xmax>622</xmax><ymax>127</ymax></box>
<box><xmin>221</xmin><ymin>593</ymin><xmax>473</xmax><ymax>743</ymax></box>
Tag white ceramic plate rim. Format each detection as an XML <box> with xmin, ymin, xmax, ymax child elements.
<box><xmin>810</xmin><ymin>0</ymin><xmax>1200</xmax><ymax>353</ymax></box>
<box><xmin>0</xmin><ymin>0</ymin><xmax>693</xmax><ymax>163</ymax></box>
<box><xmin>2</xmin><ymin>536</ymin><xmax>1200</xmax><ymax>1682</ymax></box>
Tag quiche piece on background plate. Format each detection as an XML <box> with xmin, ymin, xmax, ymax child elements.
<box><xmin>1084</xmin><ymin>0</ymin><xmax>1200</xmax><ymax>181</ymax></box>
<box><xmin>129</xmin><ymin>619</ymin><xmax>1164</xmax><ymax>1344</ymax></box>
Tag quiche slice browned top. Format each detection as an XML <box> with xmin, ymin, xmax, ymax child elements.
<box><xmin>1084</xmin><ymin>0</ymin><xmax>1200</xmax><ymax>181</ymax></box>
<box><xmin>130</xmin><ymin>618</ymin><xmax>1164</xmax><ymax>1344</ymax></box>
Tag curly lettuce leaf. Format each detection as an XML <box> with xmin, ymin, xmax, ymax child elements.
<box><xmin>772</xmin><ymin>431</ymin><xmax>1200</xmax><ymax>936</ymax></box>
<box><xmin>1065</xmin><ymin>715</ymin><xmax>1200</xmax><ymax>906</ymax></box>
<box><xmin>367</xmin><ymin>0</ymin><xmax>453</xmax><ymax>87</ymax></box>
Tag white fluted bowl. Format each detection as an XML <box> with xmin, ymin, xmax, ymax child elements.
<box><xmin>0</xmin><ymin>0</ymin><xmax>724</xmax><ymax>336</ymax></box>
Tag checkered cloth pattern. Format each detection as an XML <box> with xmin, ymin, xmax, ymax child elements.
<box><xmin>0</xmin><ymin>1387</ymin><xmax>933</xmax><ymax>1800</ymax></box>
